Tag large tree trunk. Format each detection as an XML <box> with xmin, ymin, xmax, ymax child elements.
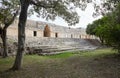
<box><xmin>99</xmin><ymin>36</ymin><xmax>104</xmax><ymax>45</ymax></box>
<box><xmin>11</xmin><ymin>0</ymin><xmax>29</xmax><ymax>70</ymax></box>
<box><xmin>1</xmin><ymin>29</ymin><xmax>8</xmax><ymax>58</ymax></box>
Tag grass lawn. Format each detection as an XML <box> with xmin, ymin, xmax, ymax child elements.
<box><xmin>0</xmin><ymin>48</ymin><xmax>120</xmax><ymax>78</ymax></box>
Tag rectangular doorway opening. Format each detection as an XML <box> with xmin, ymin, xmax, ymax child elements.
<box><xmin>33</xmin><ymin>31</ymin><xmax>37</xmax><ymax>37</ymax></box>
<box><xmin>55</xmin><ymin>33</ymin><xmax>58</xmax><ymax>38</ymax></box>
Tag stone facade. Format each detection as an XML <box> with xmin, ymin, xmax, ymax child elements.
<box><xmin>0</xmin><ymin>19</ymin><xmax>100</xmax><ymax>55</ymax></box>
<box><xmin>7</xmin><ymin>19</ymin><xmax>95</xmax><ymax>39</ymax></box>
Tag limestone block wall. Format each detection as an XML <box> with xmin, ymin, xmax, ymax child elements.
<box><xmin>26</xmin><ymin>30</ymin><xmax>43</xmax><ymax>37</ymax></box>
<box><xmin>24</xmin><ymin>37</ymin><xmax>98</xmax><ymax>49</ymax></box>
<box><xmin>7</xmin><ymin>35</ymin><xmax>99</xmax><ymax>50</ymax></box>
<box><xmin>7</xmin><ymin>26</ymin><xmax>95</xmax><ymax>39</ymax></box>
<box><xmin>58</xmin><ymin>33</ymin><xmax>65</xmax><ymax>38</ymax></box>
<box><xmin>50</xmin><ymin>32</ymin><xmax>68</xmax><ymax>38</ymax></box>
<box><xmin>50</xmin><ymin>32</ymin><xmax>84</xmax><ymax>39</ymax></box>
<box><xmin>6</xmin><ymin>19</ymin><xmax>97</xmax><ymax>39</ymax></box>
<box><xmin>7</xmin><ymin>27</ymin><xmax>18</xmax><ymax>37</ymax></box>
<box><xmin>50</xmin><ymin>32</ymin><xmax>56</xmax><ymax>38</ymax></box>
<box><xmin>37</xmin><ymin>30</ymin><xmax>43</xmax><ymax>37</ymax></box>
<box><xmin>26</xmin><ymin>29</ymin><xmax>33</xmax><ymax>37</ymax></box>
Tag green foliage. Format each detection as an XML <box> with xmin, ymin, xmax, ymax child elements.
<box><xmin>0</xmin><ymin>0</ymin><xmax>20</xmax><ymax>58</ymax></box>
<box><xmin>30</xmin><ymin>0</ymin><xmax>92</xmax><ymax>25</ymax></box>
<box><xmin>86</xmin><ymin>17</ymin><xmax>109</xmax><ymax>44</ymax></box>
<box><xmin>86</xmin><ymin>23</ymin><xmax>96</xmax><ymax>35</ymax></box>
<box><xmin>46</xmin><ymin>52</ymin><xmax>75</xmax><ymax>58</ymax></box>
<box><xmin>86</xmin><ymin>3</ymin><xmax>120</xmax><ymax>53</ymax></box>
<box><xmin>0</xmin><ymin>0</ymin><xmax>19</xmax><ymax>26</ymax></box>
<box><xmin>93</xmin><ymin>0</ymin><xmax>120</xmax><ymax>16</ymax></box>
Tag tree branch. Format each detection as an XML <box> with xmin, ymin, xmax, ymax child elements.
<box><xmin>30</xmin><ymin>0</ymin><xmax>58</xmax><ymax>8</ymax></box>
<box><xmin>4</xmin><ymin>7</ymin><xmax>20</xmax><ymax>29</ymax></box>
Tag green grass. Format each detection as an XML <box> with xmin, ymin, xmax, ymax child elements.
<box><xmin>77</xmin><ymin>48</ymin><xmax>117</xmax><ymax>57</ymax></box>
<box><xmin>45</xmin><ymin>52</ymin><xmax>75</xmax><ymax>58</ymax></box>
<box><xmin>0</xmin><ymin>48</ymin><xmax>119</xmax><ymax>78</ymax></box>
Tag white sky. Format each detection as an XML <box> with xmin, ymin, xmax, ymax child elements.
<box><xmin>28</xmin><ymin>3</ymin><xmax>102</xmax><ymax>28</ymax></box>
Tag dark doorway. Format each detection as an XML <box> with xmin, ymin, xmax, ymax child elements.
<box><xmin>33</xmin><ymin>31</ymin><xmax>37</xmax><ymax>37</ymax></box>
<box><xmin>55</xmin><ymin>33</ymin><xmax>58</xmax><ymax>38</ymax></box>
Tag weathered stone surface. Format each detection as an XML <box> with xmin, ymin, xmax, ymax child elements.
<box><xmin>8</xmin><ymin>19</ymin><xmax>95</xmax><ymax>39</ymax></box>
<box><xmin>0</xmin><ymin>18</ymin><xmax>100</xmax><ymax>56</ymax></box>
<box><xmin>0</xmin><ymin>36</ymin><xmax>101</xmax><ymax>56</ymax></box>
<box><xmin>24</xmin><ymin>37</ymin><xmax>100</xmax><ymax>55</ymax></box>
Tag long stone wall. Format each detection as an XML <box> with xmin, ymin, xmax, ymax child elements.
<box><xmin>8</xmin><ymin>19</ymin><xmax>95</xmax><ymax>39</ymax></box>
<box><xmin>1</xmin><ymin>36</ymin><xmax>100</xmax><ymax>55</ymax></box>
<box><xmin>0</xmin><ymin>19</ymin><xmax>100</xmax><ymax>55</ymax></box>
<box><xmin>8</xmin><ymin>36</ymin><xmax>99</xmax><ymax>49</ymax></box>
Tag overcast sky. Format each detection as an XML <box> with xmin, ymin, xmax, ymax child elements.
<box><xmin>28</xmin><ymin>3</ymin><xmax>102</xmax><ymax>28</ymax></box>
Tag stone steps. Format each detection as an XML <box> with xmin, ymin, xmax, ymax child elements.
<box><xmin>26</xmin><ymin>38</ymin><xmax>95</xmax><ymax>48</ymax></box>
<box><xmin>24</xmin><ymin>37</ymin><xmax>100</xmax><ymax>55</ymax></box>
<box><xmin>7</xmin><ymin>37</ymin><xmax>101</xmax><ymax>55</ymax></box>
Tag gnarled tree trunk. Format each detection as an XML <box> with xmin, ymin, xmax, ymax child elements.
<box><xmin>1</xmin><ymin>28</ymin><xmax>8</xmax><ymax>58</ymax></box>
<box><xmin>11</xmin><ymin>0</ymin><xmax>29</xmax><ymax>70</ymax></box>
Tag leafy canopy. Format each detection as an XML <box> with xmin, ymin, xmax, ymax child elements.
<box><xmin>28</xmin><ymin>0</ymin><xmax>93</xmax><ymax>25</ymax></box>
<box><xmin>0</xmin><ymin>0</ymin><xmax>19</xmax><ymax>28</ymax></box>
<box><xmin>86</xmin><ymin>3</ymin><xmax>120</xmax><ymax>53</ymax></box>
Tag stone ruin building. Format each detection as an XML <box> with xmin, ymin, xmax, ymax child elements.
<box><xmin>7</xmin><ymin>19</ymin><xmax>94</xmax><ymax>39</ymax></box>
<box><xmin>0</xmin><ymin>19</ymin><xmax>100</xmax><ymax>55</ymax></box>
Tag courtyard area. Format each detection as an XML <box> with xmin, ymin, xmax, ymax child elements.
<box><xmin>0</xmin><ymin>48</ymin><xmax>119</xmax><ymax>78</ymax></box>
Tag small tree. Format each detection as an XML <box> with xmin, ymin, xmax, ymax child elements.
<box><xmin>0</xmin><ymin>0</ymin><xmax>19</xmax><ymax>58</ymax></box>
<box><xmin>86</xmin><ymin>19</ymin><xmax>105</xmax><ymax>44</ymax></box>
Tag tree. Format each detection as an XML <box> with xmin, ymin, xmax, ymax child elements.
<box><xmin>0</xmin><ymin>0</ymin><xmax>19</xmax><ymax>58</ymax></box>
<box><xmin>87</xmin><ymin>3</ymin><xmax>120</xmax><ymax>53</ymax></box>
<box><xmin>103</xmin><ymin>3</ymin><xmax>120</xmax><ymax>53</ymax></box>
<box><xmin>86</xmin><ymin>18</ymin><xmax>106</xmax><ymax>44</ymax></box>
<box><xmin>86</xmin><ymin>23</ymin><xmax>96</xmax><ymax>35</ymax></box>
<box><xmin>11</xmin><ymin>0</ymin><xmax>92</xmax><ymax>70</ymax></box>
<box><xmin>92</xmin><ymin>0</ymin><xmax>120</xmax><ymax>17</ymax></box>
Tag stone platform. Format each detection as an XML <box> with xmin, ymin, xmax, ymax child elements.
<box><xmin>24</xmin><ymin>37</ymin><xmax>101</xmax><ymax>55</ymax></box>
<box><xmin>6</xmin><ymin>37</ymin><xmax>101</xmax><ymax>55</ymax></box>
